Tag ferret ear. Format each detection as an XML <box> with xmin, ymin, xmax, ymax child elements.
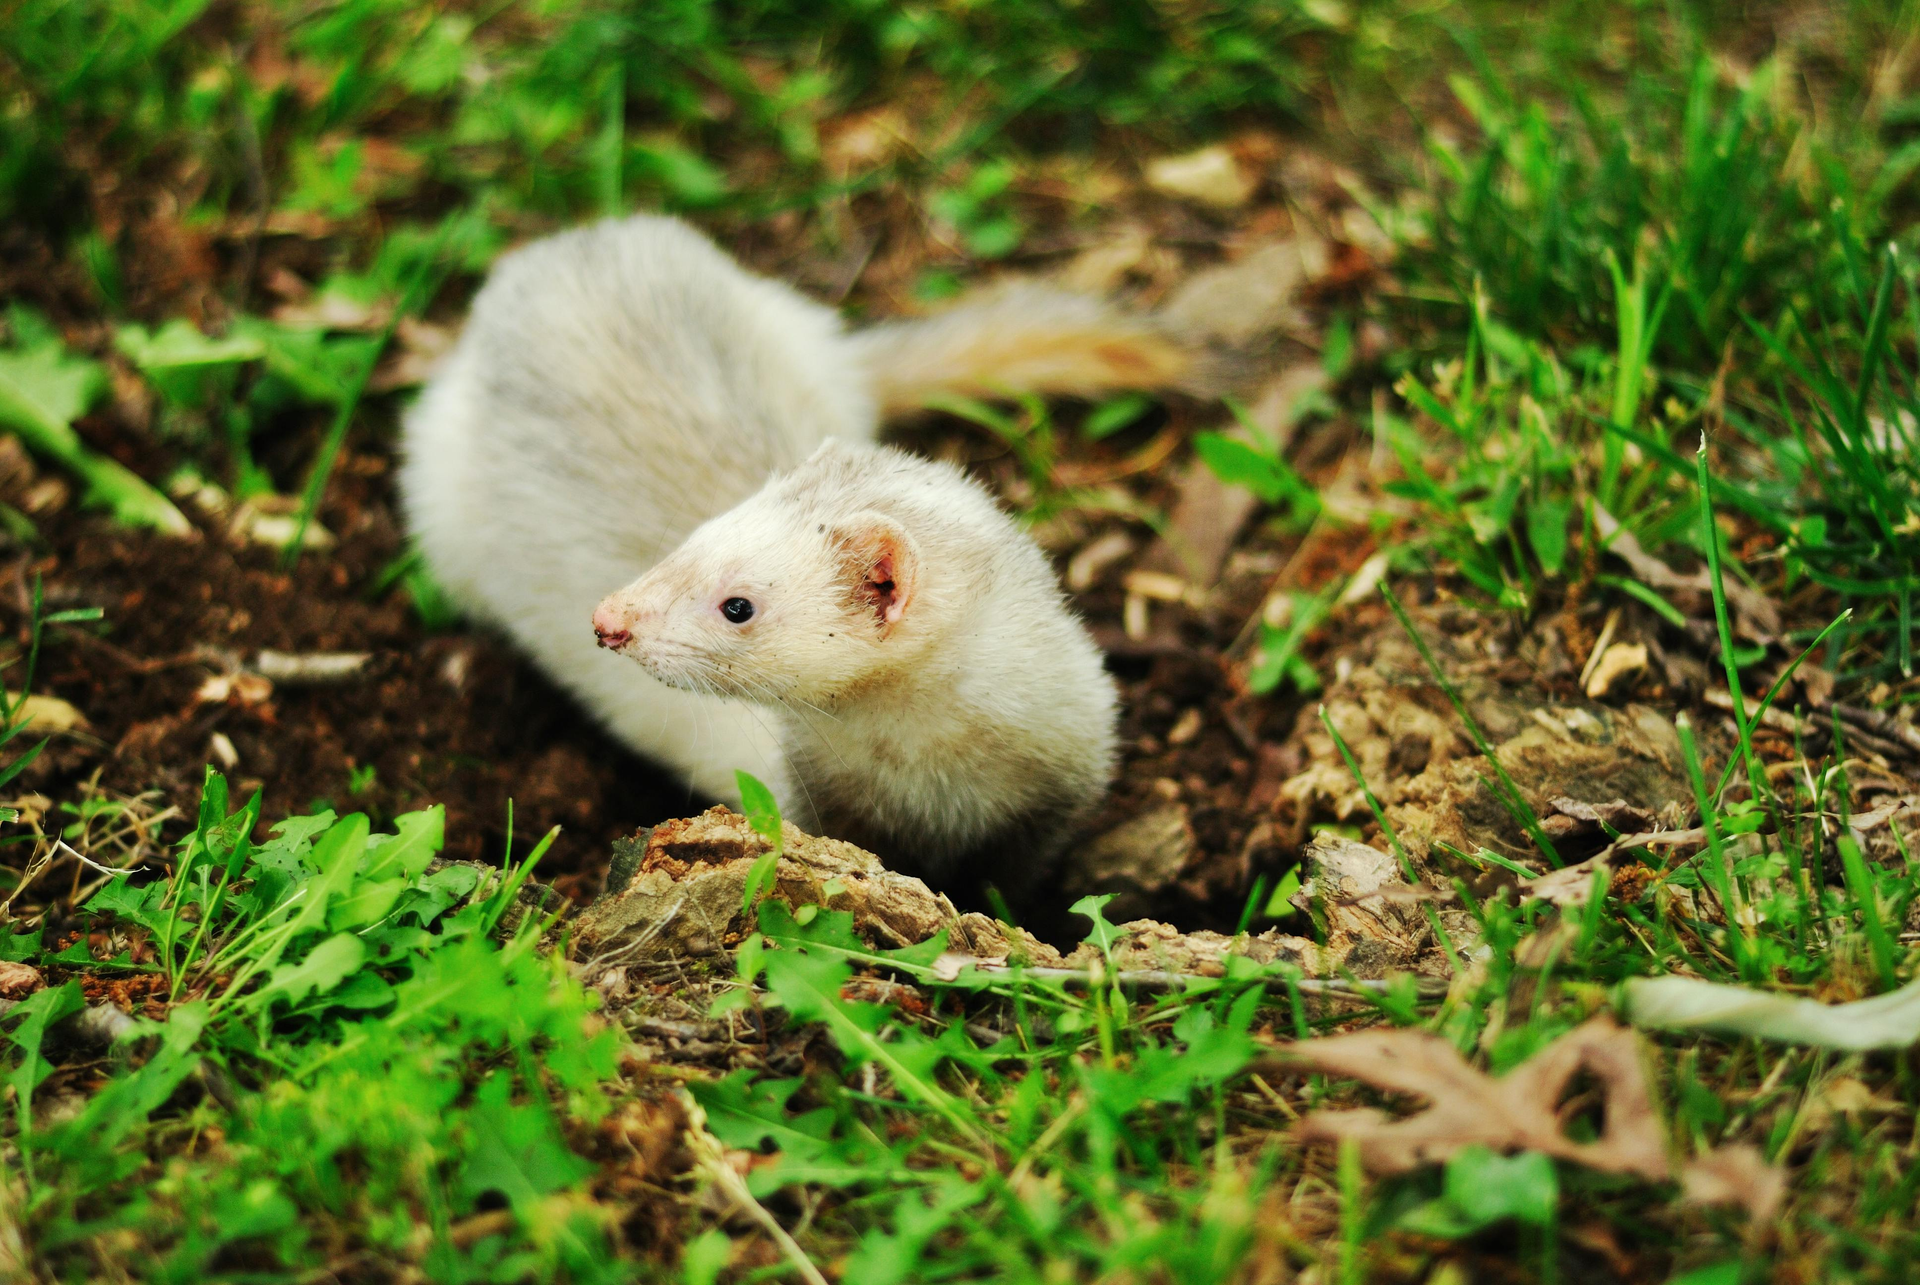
<box><xmin>831</xmin><ymin>512</ymin><xmax>917</xmax><ymax>632</ymax></box>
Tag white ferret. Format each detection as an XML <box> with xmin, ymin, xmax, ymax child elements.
<box><xmin>400</xmin><ymin>214</ymin><xmax>1192</xmax><ymax>902</ymax></box>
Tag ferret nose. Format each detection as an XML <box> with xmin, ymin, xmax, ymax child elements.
<box><xmin>592</xmin><ymin>602</ymin><xmax>631</xmax><ymax>650</ymax></box>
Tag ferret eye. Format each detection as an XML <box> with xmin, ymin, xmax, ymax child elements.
<box><xmin>721</xmin><ymin>597</ymin><xmax>755</xmax><ymax>624</ymax></box>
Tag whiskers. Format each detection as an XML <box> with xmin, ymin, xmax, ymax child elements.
<box><xmin>671</xmin><ymin>654</ymin><xmax>827</xmax><ymax>831</ymax></box>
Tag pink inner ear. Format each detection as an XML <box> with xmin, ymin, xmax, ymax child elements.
<box><xmin>861</xmin><ymin>552</ymin><xmax>907</xmax><ymax>626</ymax></box>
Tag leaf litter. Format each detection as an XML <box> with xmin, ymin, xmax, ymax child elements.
<box><xmin>1266</xmin><ymin>1015</ymin><xmax>1785</xmax><ymax>1221</ymax></box>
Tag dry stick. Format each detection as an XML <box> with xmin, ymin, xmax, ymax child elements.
<box><xmin>953</xmin><ymin>961</ymin><xmax>1449</xmax><ymax>999</ymax></box>
<box><xmin>0</xmin><ymin>845</ymin><xmax>51</xmax><ymax>923</ymax></box>
<box><xmin>680</xmin><ymin>1091</ymin><xmax>832</xmax><ymax>1285</ymax></box>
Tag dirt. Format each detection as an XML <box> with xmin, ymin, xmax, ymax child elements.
<box><xmin>0</xmin><ymin>430</ymin><xmax>688</xmax><ymax>907</ymax></box>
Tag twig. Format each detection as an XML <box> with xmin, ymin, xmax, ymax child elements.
<box><xmin>946</xmin><ymin>959</ymin><xmax>1449</xmax><ymax>999</ymax></box>
<box><xmin>251</xmin><ymin>649</ymin><xmax>373</xmax><ymax>685</ymax></box>
<box><xmin>680</xmin><ymin>1089</ymin><xmax>832</xmax><ymax>1285</ymax></box>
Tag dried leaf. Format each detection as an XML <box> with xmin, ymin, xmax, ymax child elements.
<box><xmin>1584</xmin><ymin>642</ymin><xmax>1648</xmax><ymax>699</ymax></box>
<box><xmin>1594</xmin><ymin>506</ymin><xmax>1779</xmax><ymax>641</ymax></box>
<box><xmin>0</xmin><ymin>961</ymin><xmax>44</xmax><ymax>998</ymax></box>
<box><xmin>1281</xmin><ymin>1016</ymin><xmax>1671</xmax><ymax>1179</ymax></box>
<box><xmin>1279</xmin><ymin>1016</ymin><xmax>1785</xmax><ymax>1218</ymax></box>
<box><xmin>1524</xmin><ymin>853</ymin><xmax>1618</xmax><ymax>908</ymax></box>
<box><xmin>1678</xmin><ymin>1145</ymin><xmax>1785</xmax><ymax>1222</ymax></box>
<box><xmin>1136</xmin><ymin>460</ymin><xmax>1261</xmax><ymax>587</ymax></box>
<box><xmin>1541</xmin><ymin>797</ymin><xmax>1658</xmax><ymax>841</ymax></box>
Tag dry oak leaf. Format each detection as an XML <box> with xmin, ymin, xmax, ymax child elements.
<box><xmin>0</xmin><ymin>960</ymin><xmax>45</xmax><ymax>999</ymax></box>
<box><xmin>1281</xmin><ymin>1015</ymin><xmax>1670</xmax><ymax>1180</ymax></box>
<box><xmin>1274</xmin><ymin>1015</ymin><xmax>1783</xmax><ymax>1218</ymax></box>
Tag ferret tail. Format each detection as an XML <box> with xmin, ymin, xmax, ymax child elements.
<box><xmin>848</xmin><ymin>283</ymin><xmax>1202</xmax><ymax>418</ymax></box>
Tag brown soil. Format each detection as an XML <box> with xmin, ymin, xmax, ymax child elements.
<box><xmin>1</xmin><ymin>429</ymin><xmax>689</xmax><ymax>907</ymax></box>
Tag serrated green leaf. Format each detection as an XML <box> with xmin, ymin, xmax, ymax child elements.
<box><xmin>247</xmin><ymin>932</ymin><xmax>367</xmax><ymax>1011</ymax></box>
<box><xmin>5</xmin><ymin>980</ymin><xmax>86</xmax><ymax>1134</ymax></box>
<box><xmin>359</xmin><ymin>806</ymin><xmax>445</xmax><ymax>881</ymax></box>
<box><xmin>760</xmin><ymin>948</ymin><xmax>982</xmax><ymax>1140</ymax></box>
<box><xmin>1070</xmin><ymin>894</ymin><xmax>1126</xmax><ymax>953</ymax></box>
<box><xmin>694</xmin><ymin>1070</ymin><xmax>834</xmax><ymax>1154</ymax></box>
<box><xmin>1397</xmin><ymin>1146</ymin><xmax>1558</xmax><ymax>1238</ymax></box>
<box><xmin>327</xmin><ymin>877</ymin><xmax>409</xmax><ymax>931</ymax></box>
<box><xmin>84</xmin><ymin>876</ymin><xmax>168</xmax><ymax>931</ymax></box>
<box><xmin>734</xmin><ymin>770</ymin><xmax>784</xmax><ymax>854</ymax></box>
<box><xmin>458</xmin><ymin>1072</ymin><xmax>593</xmax><ymax>1211</ymax></box>
<box><xmin>0</xmin><ymin>308</ymin><xmax>105</xmax><ymax>442</ymax></box>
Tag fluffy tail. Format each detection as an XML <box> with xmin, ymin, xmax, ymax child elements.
<box><xmin>848</xmin><ymin>283</ymin><xmax>1200</xmax><ymax>417</ymax></box>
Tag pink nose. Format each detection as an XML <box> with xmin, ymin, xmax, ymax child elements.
<box><xmin>592</xmin><ymin>603</ymin><xmax>630</xmax><ymax>650</ymax></box>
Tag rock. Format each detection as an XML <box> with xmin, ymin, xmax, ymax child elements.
<box><xmin>1145</xmin><ymin>145</ymin><xmax>1257</xmax><ymax>208</ymax></box>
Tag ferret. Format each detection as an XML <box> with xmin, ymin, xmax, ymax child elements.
<box><xmin>400</xmin><ymin>214</ymin><xmax>1192</xmax><ymax>905</ymax></box>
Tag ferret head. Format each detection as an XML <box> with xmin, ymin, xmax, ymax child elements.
<box><xmin>591</xmin><ymin>487</ymin><xmax>926</xmax><ymax>705</ymax></box>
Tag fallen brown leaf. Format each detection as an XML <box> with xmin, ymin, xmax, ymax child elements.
<box><xmin>1524</xmin><ymin>852</ymin><xmax>1619</xmax><ymax>908</ymax></box>
<box><xmin>1271</xmin><ymin>1014</ymin><xmax>1785</xmax><ymax>1218</ymax></box>
<box><xmin>1541</xmin><ymin>797</ymin><xmax>1658</xmax><ymax>841</ymax></box>
<box><xmin>0</xmin><ymin>961</ymin><xmax>44</xmax><ymax>999</ymax></box>
<box><xmin>1679</xmin><ymin>1144</ymin><xmax>1785</xmax><ymax>1222</ymax></box>
<box><xmin>1595</xmin><ymin>506</ymin><xmax>1779</xmax><ymax>642</ymax></box>
<box><xmin>1281</xmin><ymin>1015</ymin><xmax>1670</xmax><ymax>1179</ymax></box>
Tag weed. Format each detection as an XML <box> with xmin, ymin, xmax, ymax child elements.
<box><xmin>4</xmin><ymin>771</ymin><xmax>622</xmax><ymax>1279</ymax></box>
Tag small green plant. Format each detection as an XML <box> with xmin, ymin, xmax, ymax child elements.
<box><xmin>0</xmin><ymin>307</ymin><xmax>189</xmax><ymax>534</ymax></box>
<box><xmin>5</xmin><ymin>771</ymin><xmax>620</xmax><ymax>1278</ymax></box>
<box><xmin>736</xmin><ymin>768</ymin><xmax>786</xmax><ymax>914</ymax></box>
<box><xmin>928</xmin><ymin>159</ymin><xmax>1026</xmax><ymax>260</ymax></box>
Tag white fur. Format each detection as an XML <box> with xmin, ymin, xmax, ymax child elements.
<box><xmin>401</xmin><ymin>214</ymin><xmax>1119</xmax><ymax>872</ymax></box>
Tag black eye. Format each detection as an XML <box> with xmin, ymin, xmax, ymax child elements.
<box><xmin>721</xmin><ymin>597</ymin><xmax>755</xmax><ymax>624</ymax></box>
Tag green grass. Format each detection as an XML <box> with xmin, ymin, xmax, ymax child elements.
<box><xmin>9</xmin><ymin>0</ymin><xmax>1920</xmax><ymax>1281</ymax></box>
